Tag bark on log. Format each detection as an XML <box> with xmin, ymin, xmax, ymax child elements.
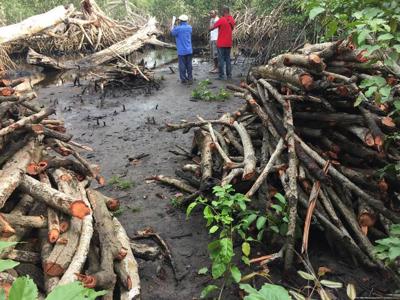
<box><xmin>0</xmin><ymin>140</ymin><xmax>33</xmax><ymax>209</ymax></box>
<box><xmin>0</xmin><ymin>5</ymin><xmax>74</xmax><ymax>45</ymax></box>
<box><xmin>359</xmin><ymin>106</ymin><xmax>385</xmax><ymax>147</ymax></box>
<box><xmin>194</xmin><ymin>129</ymin><xmax>213</xmax><ymax>181</ymax></box>
<box><xmin>282</xmin><ymin>53</ymin><xmax>326</xmax><ymax>73</ymax></box>
<box><xmin>0</xmin><ymin>107</ymin><xmax>54</xmax><ymax>137</ymax></box>
<box><xmin>295</xmin><ymin>135</ymin><xmax>400</xmax><ymax>223</ymax></box>
<box><xmin>5</xmin><ymin>250</ymin><xmax>40</xmax><ymax>264</ymax></box>
<box><xmin>59</xmin><ymin>181</ymin><xmax>93</xmax><ymax>285</ymax></box>
<box><xmin>253</xmin><ymin>65</ymin><xmax>314</xmax><ymax>90</ymax></box>
<box><xmin>28</xmin><ymin>124</ymin><xmax>73</xmax><ymax>142</ymax></box>
<box><xmin>44</xmin><ymin>169</ymin><xmax>83</xmax><ymax>277</ymax></box>
<box><xmin>0</xmin><ymin>213</ymin><xmax>47</xmax><ymax>229</ymax></box>
<box><xmin>246</xmin><ymin>138</ymin><xmax>284</xmax><ymax>197</ymax></box>
<box><xmin>233</xmin><ymin>121</ymin><xmax>256</xmax><ymax>180</ymax></box>
<box><xmin>19</xmin><ymin>174</ymin><xmax>91</xmax><ymax>219</ymax></box>
<box><xmin>149</xmin><ymin>175</ymin><xmax>197</xmax><ymax>194</ymax></box>
<box><xmin>79</xmin><ymin>189</ymin><xmax>123</xmax><ymax>292</ymax></box>
<box><xmin>0</xmin><ymin>194</ymin><xmax>35</xmax><ymax>258</ymax></box>
<box><xmin>113</xmin><ymin>217</ymin><xmax>140</xmax><ymax>299</ymax></box>
<box><xmin>282</xmin><ymin>98</ymin><xmax>299</xmax><ymax>271</ymax></box>
<box><xmin>39</xmin><ymin>229</ymin><xmax>59</xmax><ymax>293</ymax></box>
<box><xmin>38</xmin><ymin>173</ymin><xmax>60</xmax><ymax>244</ymax></box>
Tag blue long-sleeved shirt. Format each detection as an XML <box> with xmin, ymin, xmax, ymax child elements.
<box><xmin>171</xmin><ymin>22</ymin><xmax>193</xmax><ymax>56</ymax></box>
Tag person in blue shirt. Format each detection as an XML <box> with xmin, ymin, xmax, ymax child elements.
<box><xmin>171</xmin><ymin>15</ymin><xmax>193</xmax><ymax>84</ymax></box>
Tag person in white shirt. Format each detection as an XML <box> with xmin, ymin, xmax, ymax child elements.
<box><xmin>209</xmin><ymin>10</ymin><xmax>219</xmax><ymax>73</ymax></box>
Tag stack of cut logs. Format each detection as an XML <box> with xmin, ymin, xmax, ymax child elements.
<box><xmin>0</xmin><ymin>74</ymin><xmax>140</xmax><ymax>298</ymax></box>
<box><xmin>161</xmin><ymin>40</ymin><xmax>400</xmax><ymax>274</ymax></box>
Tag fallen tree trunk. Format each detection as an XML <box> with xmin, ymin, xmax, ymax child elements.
<box><xmin>0</xmin><ymin>5</ymin><xmax>75</xmax><ymax>45</ymax></box>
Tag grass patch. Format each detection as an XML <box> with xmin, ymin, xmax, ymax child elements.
<box><xmin>192</xmin><ymin>79</ymin><xmax>230</xmax><ymax>101</ymax></box>
<box><xmin>109</xmin><ymin>175</ymin><xmax>134</xmax><ymax>190</ymax></box>
<box><xmin>112</xmin><ymin>207</ymin><xmax>125</xmax><ymax>217</ymax></box>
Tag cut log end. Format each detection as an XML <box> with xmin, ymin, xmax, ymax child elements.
<box><xmin>117</xmin><ymin>247</ymin><xmax>128</xmax><ymax>260</ymax></box>
<box><xmin>48</xmin><ymin>229</ymin><xmax>60</xmax><ymax>243</ymax></box>
<box><xmin>126</xmin><ymin>276</ymin><xmax>132</xmax><ymax>290</ymax></box>
<box><xmin>76</xmin><ymin>274</ymin><xmax>96</xmax><ymax>288</ymax></box>
<box><xmin>378</xmin><ymin>179</ymin><xmax>388</xmax><ymax>193</ymax></box>
<box><xmin>299</xmin><ymin>74</ymin><xmax>314</xmax><ymax>90</ymax></box>
<box><xmin>44</xmin><ymin>261</ymin><xmax>65</xmax><ymax>277</ymax></box>
<box><xmin>26</xmin><ymin>163</ymin><xmax>39</xmax><ymax>175</ymax></box>
<box><xmin>365</xmin><ymin>133</ymin><xmax>375</xmax><ymax>147</ymax></box>
<box><xmin>96</xmin><ymin>176</ymin><xmax>106</xmax><ymax>186</ymax></box>
<box><xmin>59</xmin><ymin>220</ymin><xmax>69</xmax><ymax>233</ymax></box>
<box><xmin>381</xmin><ymin>117</ymin><xmax>396</xmax><ymax>128</ymax></box>
<box><xmin>31</xmin><ymin>124</ymin><xmax>44</xmax><ymax>134</ymax></box>
<box><xmin>242</xmin><ymin>171</ymin><xmax>256</xmax><ymax>181</ymax></box>
<box><xmin>106</xmin><ymin>199</ymin><xmax>120</xmax><ymax>211</ymax></box>
<box><xmin>356</xmin><ymin>50</ymin><xmax>368</xmax><ymax>63</ymax></box>
<box><xmin>69</xmin><ymin>200</ymin><xmax>91</xmax><ymax>219</ymax></box>
<box><xmin>309</xmin><ymin>53</ymin><xmax>322</xmax><ymax>65</ymax></box>
<box><xmin>374</xmin><ymin>136</ymin><xmax>383</xmax><ymax>146</ymax></box>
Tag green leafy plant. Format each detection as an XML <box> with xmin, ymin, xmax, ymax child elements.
<box><xmin>192</xmin><ymin>79</ymin><xmax>231</xmax><ymax>101</ymax></box>
<box><xmin>109</xmin><ymin>175</ymin><xmax>134</xmax><ymax>189</ymax></box>
<box><xmin>295</xmin><ymin>268</ymin><xmax>344</xmax><ymax>300</ymax></box>
<box><xmin>301</xmin><ymin>0</ymin><xmax>400</xmax><ymax>106</ymax></box>
<box><xmin>240</xmin><ymin>283</ymin><xmax>292</xmax><ymax>300</ymax></box>
<box><xmin>374</xmin><ymin>223</ymin><xmax>400</xmax><ymax>265</ymax></box>
<box><xmin>186</xmin><ymin>185</ymin><xmax>264</xmax><ymax>299</ymax></box>
<box><xmin>240</xmin><ymin>268</ymin><xmax>357</xmax><ymax>300</ymax></box>
<box><xmin>0</xmin><ymin>241</ymin><xmax>105</xmax><ymax>300</ymax></box>
<box><xmin>170</xmin><ymin>196</ymin><xmax>184</xmax><ymax>208</ymax></box>
<box><xmin>112</xmin><ymin>206</ymin><xmax>125</xmax><ymax>217</ymax></box>
<box><xmin>267</xmin><ymin>193</ymin><xmax>290</xmax><ymax>236</ymax></box>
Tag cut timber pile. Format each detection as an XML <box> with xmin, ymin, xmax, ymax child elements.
<box><xmin>160</xmin><ymin>40</ymin><xmax>400</xmax><ymax>275</ymax></box>
<box><xmin>0</xmin><ymin>73</ymin><xmax>140</xmax><ymax>297</ymax></box>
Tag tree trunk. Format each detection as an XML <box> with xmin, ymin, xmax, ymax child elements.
<box><xmin>0</xmin><ymin>5</ymin><xmax>74</xmax><ymax>45</ymax></box>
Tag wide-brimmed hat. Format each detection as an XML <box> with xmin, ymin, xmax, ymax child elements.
<box><xmin>178</xmin><ymin>14</ymin><xmax>189</xmax><ymax>21</ymax></box>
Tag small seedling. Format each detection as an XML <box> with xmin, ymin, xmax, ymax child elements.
<box><xmin>192</xmin><ymin>79</ymin><xmax>230</xmax><ymax>101</ymax></box>
<box><xmin>130</xmin><ymin>207</ymin><xmax>141</xmax><ymax>213</ymax></box>
<box><xmin>112</xmin><ymin>207</ymin><xmax>125</xmax><ymax>217</ymax></box>
<box><xmin>170</xmin><ymin>196</ymin><xmax>183</xmax><ymax>208</ymax></box>
<box><xmin>109</xmin><ymin>175</ymin><xmax>134</xmax><ymax>189</ymax></box>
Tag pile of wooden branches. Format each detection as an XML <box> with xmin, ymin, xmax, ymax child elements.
<box><xmin>0</xmin><ymin>73</ymin><xmax>140</xmax><ymax>298</ymax></box>
<box><xmin>84</xmin><ymin>62</ymin><xmax>156</xmax><ymax>94</ymax></box>
<box><xmin>7</xmin><ymin>0</ymin><xmax>148</xmax><ymax>55</ymax></box>
<box><xmin>161</xmin><ymin>40</ymin><xmax>400</xmax><ymax>275</ymax></box>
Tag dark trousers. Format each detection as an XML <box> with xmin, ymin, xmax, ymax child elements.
<box><xmin>217</xmin><ymin>47</ymin><xmax>232</xmax><ymax>78</ymax></box>
<box><xmin>178</xmin><ymin>54</ymin><xmax>193</xmax><ymax>82</ymax></box>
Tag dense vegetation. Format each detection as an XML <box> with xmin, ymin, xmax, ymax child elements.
<box><xmin>0</xmin><ymin>0</ymin><xmax>282</xmax><ymax>24</ymax></box>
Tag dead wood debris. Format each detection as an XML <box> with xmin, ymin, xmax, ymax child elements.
<box><xmin>157</xmin><ymin>40</ymin><xmax>400</xmax><ymax>277</ymax></box>
<box><xmin>0</xmin><ymin>72</ymin><xmax>141</xmax><ymax>297</ymax></box>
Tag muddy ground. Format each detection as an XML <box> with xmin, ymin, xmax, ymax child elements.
<box><xmin>34</xmin><ymin>57</ymin><xmax>395</xmax><ymax>300</ymax></box>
